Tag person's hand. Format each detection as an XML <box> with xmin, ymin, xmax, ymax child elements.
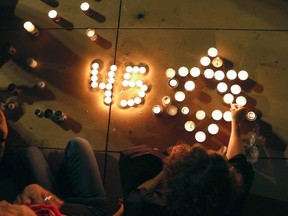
<box><xmin>0</xmin><ymin>109</ymin><xmax>8</xmax><ymax>141</ymax></box>
<box><xmin>230</xmin><ymin>103</ymin><xmax>246</xmax><ymax>123</ymax></box>
<box><xmin>0</xmin><ymin>200</ymin><xmax>36</xmax><ymax>216</ymax></box>
<box><xmin>14</xmin><ymin>184</ymin><xmax>64</xmax><ymax>209</ymax></box>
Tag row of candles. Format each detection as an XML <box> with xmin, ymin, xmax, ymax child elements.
<box><xmin>23</xmin><ymin>2</ymin><xmax>99</xmax><ymax>42</ymax></box>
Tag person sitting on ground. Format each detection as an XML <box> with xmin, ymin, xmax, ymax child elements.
<box><xmin>0</xmin><ymin>109</ymin><xmax>107</xmax><ymax>216</ymax></box>
<box><xmin>114</xmin><ymin>103</ymin><xmax>254</xmax><ymax>216</ymax></box>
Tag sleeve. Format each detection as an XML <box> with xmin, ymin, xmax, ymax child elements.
<box><xmin>60</xmin><ymin>201</ymin><xmax>106</xmax><ymax>216</ymax></box>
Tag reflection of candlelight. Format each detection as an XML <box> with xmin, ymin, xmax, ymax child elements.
<box><xmin>167</xmin><ymin>105</ymin><xmax>178</xmax><ymax>116</ymax></box>
<box><xmin>23</xmin><ymin>21</ymin><xmax>39</xmax><ymax>36</ymax></box>
<box><xmin>184</xmin><ymin>121</ymin><xmax>195</xmax><ymax>132</ymax></box>
<box><xmin>212</xmin><ymin>57</ymin><xmax>223</xmax><ymax>68</ymax></box>
<box><xmin>195</xmin><ymin>131</ymin><xmax>206</xmax><ymax>142</ymax></box>
<box><xmin>152</xmin><ymin>105</ymin><xmax>163</xmax><ymax>115</ymax></box>
<box><xmin>162</xmin><ymin>96</ymin><xmax>171</xmax><ymax>106</ymax></box>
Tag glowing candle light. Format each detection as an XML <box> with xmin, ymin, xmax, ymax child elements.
<box><xmin>238</xmin><ymin>70</ymin><xmax>249</xmax><ymax>81</ymax></box>
<box><xmin>226</xmin><ymin>70</ymin><xmax>237</xmax><ymax>80</ymax></box>
<box><xmin>214</xmin><ymin>70</ymin><xmax>225</xmax><ymax>81</ymax></box>
<box><xmin>196</xmin><ymin>110</ymin><xmax>206</xmax><ymax>120</ymax></box>
<box><xmin>105</xmin><ymin>90</ymin><xmax>112</xmax><ymax>97</ymax></box>
<box><xmin>90</xmin><ymin>81</ymin><xmax>98</xmax><ymax>88</ymax></box>
<box><xmin>212</xmin><ymin>110</ymin><xmax>223</xmax><ymax>121</ymax></box>
<box><xmin>190</xmin><ymin>67</ymin><xmax>201</xmax><ymax>77</ymax></box>
<box><xmin>174</xmin><ymin>91</ymin><xmax>185</xmax><ymax>102</ymax></box>
<box><xmin>178</xmin><ymin>66</ymin><xmax>189</xmax><ymax>77</ymax></box>
<box><xmin>141</xmin><ymin>84</ymin><xmax>148</xmax><ymax>92</ymax></box>
<box><xmin>246</xmin><ymin>111</ymin><xmax>257</xmax><ymax>121</ymax></box>
<box><xmin>165</xmin><ymin>68</ymin><xmax>176</xmax><ymax>78</ymax></box>
<box><xmin>200</xmin><ymin>56</ymin><xmax>211</xmax><ymax>66</ymax></box>
<box><xmin>134</xmin><ymin>97</ymin><xmax>142</xmax><ymax>104</ymax></box>
<box><xmin>212</xmin><ymin>57</ymin><xmax>223</xmax><ymax>68</ymax></box>
<box><xmin>230</xmin><ymin>84</ymin><xmax>241</xmax><ymax>95</ymax></box>
<box><xmin>108</xmin><ymin>71</ymin><xmax>115</xmax><ymax>78</ymax></box>
<box><xmin>110</xmin><ymin>65</ymin><xmax>117</xmax><ymax>71</ymax></box>
<box><xmin>26</xmin><ymin>57</ymin><xmax>38</xmax><ymax>68</ymax></box>
<box><xmin>204</xmin><ymin>69</ymin><xmax>214</xmax><ymax>79</ymax></box>
<box><xmin>181</xmin><ymin>106</ymin><xmax>190</xmax><ymax>115</ymax></box>
<box><xmin>136</xmin><ymin>80</ymin><xmax>143</xmax><ymax>87</ymax></box>
<box><xmin>122</xmin><ymin>80</ymin><xmax>129</xmax><ymax>87</ymax></box>
<box><xmin>236</xmin><ymin>96</ymin><xmax>247</xmax><ymax>106</ymax></box>
<box><xmin>99</xmin><ymin>82</ymin><xmax>106</xmax><ymax>89</ymax></box>
<box><xmin>138</xmin><ymin>91</ymin><xmax>146</xmax><ymax>98</ymax></box>
<box><xmin>207</xmin><ymin>47</ymin><xmax>218</xmax><ymax>57</ymax></box>
<box><xmin>91</xmin><ymin>62</ymin><xmax>99</xmax><ymax>70</ymax></box>
<box><xmin>104</xmin><ymin>97</ymin><xmax>112</xmax><ymax>105</ymax></box>
<box><xmin>152</xmin><ymin>105</ymin><xmax>163</xmax><ymax>115</ymax></box>
<box><xmin>168</xmin><ymin>78</ymin><xmax>179</xmax><ymax>88</ymax></box>
<box><xmin>195</xmin><ymin>131</ymin><xmax>206</xmax><ymax>142</ymax></box>
<box><xmin>223</xmin><ymin>111</ymin><xmax>232</xmax><ymax>122</ymax></box>
<box><xmin>127</xmin><ymin>99</ymin><xmax>135</xmax><ymax>107</ymax></box>
<box><xmin>184</xmin><ymin>80</ymin><xmax>195</xmax><ymax>91</ymax></box>
<box><xmin>217</xmin><ymin>82</ymin><xmax>228</xmax><ymax>93</ymax></box>
<box><xmin>123</xmin><ymin>73</ymin><xmax>131</xmax><ymax>80</ymax></box>
<box><xmin>91</xmin><ymin>75</ymin><xmax>98</xmax><ymax>82</ymax></box>
<box><xmin>132</xmin><ymin>66</ymin><xmax>139</xmax><ymax>73</ymax></box>
<box><xmin>108</xmin><ymin>77</ymin><xmax>115</xmax><ymax>84</ymax></box>
<box><xmin>184</xmin><ymin>121</ymin><xmax>195</xmax><ymax>132</ymax></box>
<box><xmin>139</xmin><ymin>66</ymin><xmax>147</xmax><ymax>74</ymax></box>
<box><xmin>48</xmin><ymin>10</ymin><xmax>60</xmax><ymax>21</ymax></box>
<box><xmin>106</xmin><ymin>83</ymin><xmax>113</xmax><ymax>90</ymax></box>
<box><xmin>162</xmin><ymin>96</ymin><xmax>171</xmax><ymax>106</ymax></box>
<box><xmin>208</xmin><ymin>124</ymin><xmax>219</xmax><ymax>135</ymax></box>
<box><xmin>86</xmin><ymin>28</ymin><xmax>98</xmax><ymax>41</ymax></box>
<box><xmin>80</xmin><ymin>2</ymin><xmax>90</xmax><ymax>12</ymax></box>
<box><xmin>223</xmin><ymin>93</ymin><xmax>234</xmax><ymax>104</ymax></box>
<box><xmin>23</xmin><ymin>21</ymin><xmax>39</xmax><ymax>36</ymax></box>
<box><xmin>129</xmin><ymin>81</ymin><xmax>136</xmax><ymax>88</ymax></box>
<box><xmin>167</xmin><ymin>105</ymin><xmax>178</xmax><ymax>116</ymax></box>
<box><xmin>126</xmin><ymin>66</ymin><xmax>133</xmax><ymax>73</ymax></box>
<box><xmin>120</xmin><ymin>100</ymin><xmax>128</xmax><ymax>108</ymax></box>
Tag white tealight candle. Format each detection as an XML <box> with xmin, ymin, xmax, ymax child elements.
<box><xmin>226</xmin><ymin>70</ymin><xmax>237</xmax><ymax>80</ymax></box>
<box><xmin>23</xmin><ymin>21</ymin><xmax>39</xmax><ymax>36</ymax></box>
<box><xmin>238</xmin><ymin>70</ymin><xmax>249</xmax><ymax>81</ymax></box>
<box><xmin>174</xmin><ymin>91</ymin><xmax>185</xmax><ymax>102</ymax></box>
<box><xmin>80</xmin><ymin>2</ymin><xmax>90</xmax><ymax>12</ymax></box>
<box><xmin>208</xmin><ymin>124</ymin><xmax>219</xmax><ymax>135</ymax></box>
<box><xmin>200</xmin><ymin>56</ymin><xmax>211</xmax><ymax>67</ymax></box>
<box><xmin>162</xmin><ymin>96</ymin><xmax>171</xmax><ymax>106</ymax></box>
<box><xmin>195</xmin><ymin>110</ymin><xmax>206</xmax><ymax>120</ymax></box>
<box><xmin>168</xmin><ymin>78</ymin><xmax>179</xmax><ymax>88</ymax></box>
<box><xmin>236</xmin><ymin>96</ymin><xmax>247</xmax><ymax>106</ymax></box>
<box><xmin>230</xmin><ymin>84</ymin><xmax>241</xmax><ymax>95</ymax></box>
<box><xmin>207</xmin><ymin>47</ymin><xmax>218</xmax><ymax>57</ymax></box>
<box><xmin>178</xmin><ymin>67</ymin><xmax>189</xmax><ymax>77</ymax></box>
<box><xmin>212</xmin><ymin>110</ymin><xmax>223</xmax><ymax>121</ymax></box>
<box><xmin>184</xmin><ymin>80</ymin><xmax>195</xmax><ymax>91</ymax></box>
<box><xmin>195</xmin><ymin>131</ymin><xmax>206</xmax><ymax>142</ymax></box>
<box><xmin>204</xmin><ymin>69</ymin><xmax>214</xmax><ymax>79</ymax></box>
<box><xmin>190</xmin><ymin>67</ymin><xmax>201</xmax><ymax>77</ymax></box>
<box><xmin>223</xmin><ymin>111</ymin><xmax>232</xmax><ymax>122</ymax></box>
<box><xmin>181</xmin><ymin>106</ymin><xmax>190</xmax><ymax>115</ymax></box>
<box><xmin>214</xmin><ymin>70</ymin><xmax>225</xmax><ymax>81</ymax></box>
<box><xmin>223</xmin><ymin>93</ymin><xmax>234</xmax><ymax>104</ymax></box>
<box><xmin>86</xmin><ymin>28</ymin><xmax>98</xmax><ymax>41</ymax></box>
<box><xmin>217</xmin><ymin>82</ymin><xmax>228</xmax><ymax>93</ymax></box>
<box><xmin>152</xmin><ymin>105</ymin><xmax>163</xmax><ymax>115</ymax></box>
<box><xmin>165</xmin><ymin>68</ymin><xmax>176</xmax><ymax>78</ymax></box>
<box><xmin>212</xmin><ymin>57</ymin><xmax>223</xmax><ymax>68</ymax></box>
<box><xmin>184</xmin><ymin>121</ymin><xmax>195</xmax><ymax>132</ymax></box>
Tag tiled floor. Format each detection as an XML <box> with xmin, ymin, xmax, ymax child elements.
<box><xmin>1</xmin><ymin>0</ymin><xmax>288</xmax><ymax>215</ymax></box>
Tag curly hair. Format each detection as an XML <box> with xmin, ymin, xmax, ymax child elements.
<box><xmin>163</xmin><ymin>144</ymin><xmax>239</xmax><ymax>216</ymax></box>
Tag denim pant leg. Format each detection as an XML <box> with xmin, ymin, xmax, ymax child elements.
<box><xmin>57</xmin><ymin>137</ymin><xmax>107</xmax><ymax>212</ymax></box>
<box><xmin>16</xmin><ymin>146</ymin><xmax>58</xmax><ymax>194</ymax></box>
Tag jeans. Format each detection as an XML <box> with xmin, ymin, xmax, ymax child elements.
<box><xmin>16</xmin><ymin>137</ymin><xmax>107</xmax><ymax>216</ymax></box>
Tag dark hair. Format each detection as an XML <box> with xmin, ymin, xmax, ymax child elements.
<box><xmin>163</xmin><ymin>144</ymin><xmax>238</xmax><ymax>216</ymax></box>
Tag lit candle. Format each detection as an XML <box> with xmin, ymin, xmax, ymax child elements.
<box><xmin>23</xmin><ymin>21</ymin><xmax>39</xmax><ymax>36</ymax></box>
<box><xmin>184</xmin><ymin>121</ymin><xmax>195</xmax><ymax>132</ymax></box>
<box><xmin>195</xmin><ymin>131</ymin><xmax>206</xmax><ymax>142</ymax></box>
<box><xmin>214</xmin><ymin>70</ymin><xmax>225</xmax><ymax>81</ymax></box>
<box><xmin>86</xmin><ymin>28</ymin><xmax>98</xmax><ymax>41</ymax></box>
<box><xmin>200</xmin><ymin>56</ymin><xmax>211</xmax><ymax>66</ymax></box>
<box><xmin>230</xmin><ymin>84</ymin><xmax>241</xmax><ymax>95</ymax></box>
<box><xmin>141</xmin><ymin>85</ymin><xmax>148</xmax><ymax>92</ymax></box>
<box><xmin>120</xmin><ymin>100</ymin><xmax>128</xmax><ymax>108</ymax></box>
<box><xmin>190</xmin><ymin>67</ymin><xmax>201</xmax><ymax>77</ymax></box>
<box><xmin>139</xmin><ymin>66</ymin><xmax>147</xmax><ymax>74</ymax></box>
<box><xmin>217</xmin><ymin>82</ymin><xmax>228</xmax><ymax>93</ymax></box>
<box><xmin>165</xmin><ymin>68</ymin><xmax>176</xmax><ymax>78</ymax></box>
<box><xmin>152</xmin><ymin>105</ymin><xmax>163</xmax><ymax>115</ymax></box>
<box><xmin>110</xmin><ymin>65</ymin><xmax>117</xmax><ymax>71</ymax></box>
<box><xmin>167</xmin><ymin>105</ymin><xmax>178</xmax><ymax>116</ymax></box>
<box><xmin>226</xmin><ymin>70</ymin><xmax>237</xmax><ymax>80</ymax></box>
<box><xmin>246</xmin><ymin>111</ymin><xmax>257</xmax><ymax>121</ymax></box>
<box><xmin>134</xmin><ymin>97</ymin><xmax>142</xmax><ymax>105</ymax></box>
<box><xmin>91</xmin><ymin>62</ymin><xmax>99</xmax><ymax>70</ymax></box>
<box><xmin>126</xmin><ymin>66</ymin><xmax>133</xmax><ymax>73</ymax></box>
<box><xmin>212</xmin><ymin>57</ymin><xmax>223</xmax><ymax>68</ymax></box>
<box><xmin>184</xmin><ymin>80</ymin><xmax>195</xmax><ymax>91</ymax></box>
<box><xmin>223</xmin><ymin>93</ymin><xmax>234</xmax><ymax>104</ymax></box>
<box><xmin>181</xmin><ymin>106</ymin><xmax>190</xmax><ymax>115</ymax></box>
<box><xmin>178</xmin><ymin>66</ymin><xmax>189</xmax><ymax>77</ymax></box>
<box><xmin>104</xmin><ymin>97</ymin><xmax>112</xmax><ymax>105</ymax></box>
<box><xmin>48</xmin><ymin>10</ymin><xmax>60</xmax><ymax>22</ymax></box>
<box><xmin>174</xmin><ymin>91</ymin><xmax>185</xmax><ymax>102</ymax></box>
<box><xmin>207</xmin><ymin>47</ymin><xmax>218</xmax><ymax>57</ymax></box>
<box><xmin>80</xmin><ymin>2</ymin><xmax>90</xmax><ymax>12</ymax></box>
<box><xmin>168</xmin><ymin>78</ymin><xmax>179</xmax><ymax>88</ymax></box>
<box><xmin>90</xmin><ymin>81</ymin><xmax>98</xmax><ymax>88</ymax></box>
<box><xmin>208</xmin><ymin>124</ymin><xmax>219</xmax><ymax>135</ymax></box>
<box><xmin>162</xmin><ymin>96</ymin><xmax>171</xmax><ymax>106</ymax></box>
<box><xmin>238</xmin><ymin>70</ymin><xmax>249</xmax><ymax>81</ymax></box>
<box><xmin>211</xmin><ymin>110</ymin><xmax>223</xmax><ymax>121</ymax></box>
<box><xmin>195</xmin><ymin>110</ymin><xmax>206</xmax><ymax>120</ymax></box>
<box><xmin>223</xmin><ymin>111</ymin><xmax>232</xmax><ymax>122</ymax></box>
<box><xmin>236</xmin><ymin>96</ymin><xmax>247</xmax><ymax>106</ymax></box>
<box><xmin>204</xmin><ymin>69</ymin><xmax>214</xmax><ymax>79</ymax></box>
<box><xmin>127</xmin><ymin>99</ymin><xmax>134</xmax><ymax>107</ymax></box>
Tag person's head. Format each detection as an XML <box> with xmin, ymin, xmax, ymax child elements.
<box><xmin>163</xmin><ymin>144</ymin><xmax>239</xmax><ymax>216</ymax></box>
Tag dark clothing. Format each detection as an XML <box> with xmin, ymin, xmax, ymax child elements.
<box><xmin>120</xmin><ymin>145</ymin><xmax>254</xmax><ymax>216</ymax></box>
<box><xmin>16</xmin><ymin>137</ymin><xmax>107</xmax><ymax>216</ymax></box>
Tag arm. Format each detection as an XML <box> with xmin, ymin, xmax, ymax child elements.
<box><xmin>136</xmin><ymin>171</ymin><xmax>164</xmax><ymax>191</ymax></box>
<box><xmin>0</xmin><ymin>200</ymin><xmax>36</xmax><ymax>216</ymax></box>
<box><xmin>226</xmin><ymin>103</ymin><xmax>246</xmax><ymax>160</ymax></box>
<box><xmin>0</xmin><ymin>110</ymin><xmax>8</xmax><ymax>161</ymax></box>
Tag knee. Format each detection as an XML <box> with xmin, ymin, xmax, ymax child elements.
<box><xmin>66</xmin><ymin>137</ymin><xmax>92</xmax><ymax>153</ymax></box>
